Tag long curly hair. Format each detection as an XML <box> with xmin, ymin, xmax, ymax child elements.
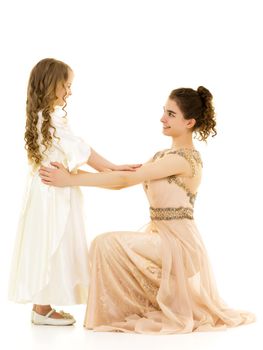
<box><xmin>24</xmin><ymin>58</ymin><xmax>72</xmax><ymax>166</ymax></box>
<box><xmin>169</xmin><ymin>86</ymin><xmax>217</xmax><ymax>141</ymax></box>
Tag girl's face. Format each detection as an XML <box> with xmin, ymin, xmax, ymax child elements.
<box><xmin>55</xmin><ymin>70</ymin><xmax>74</xmax><ymax>106</ymax></box>
<box><xmin>160</xmin><ymin>99</ymin><xmax>195</xmax><ymax>137</ymax></box>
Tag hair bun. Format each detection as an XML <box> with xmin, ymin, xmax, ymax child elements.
<box><xmin>197</xmin><ymin>86</ymin><xmax>213</xmax><ymax>103</ymax></box>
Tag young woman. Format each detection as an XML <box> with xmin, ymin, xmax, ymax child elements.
<box><xmin>39</xmin><ymin>86</ymin><xmax>255</xmax><ymax>333</ymax></box>
<box><xmin>8</xmin><ymin>58</ymin><xmax>140</xmax><ymax>326</ymax></box>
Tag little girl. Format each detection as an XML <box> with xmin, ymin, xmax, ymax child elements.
<box><xmin>8</xmin><ymin>58</ymin><xmax>140</xmax><ymax>326</ymax></box>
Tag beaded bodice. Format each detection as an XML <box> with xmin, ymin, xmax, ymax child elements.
<box><xmin>143</xmin><ymin>148</ymin><xmax>203</xmax><ymax>220</ymax></box>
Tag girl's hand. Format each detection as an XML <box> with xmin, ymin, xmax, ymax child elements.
<box><xmin>113</xmin><ymin>164</ymin><xmax>142</xmax><ymax>171</ymax></box>
<box><xmin>39</xmin><ymin>162</ymin><xmax>72</xmax><ymax>187</ymax></box>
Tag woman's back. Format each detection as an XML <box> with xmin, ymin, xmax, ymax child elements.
<box><xmin>144</xmin><ymin>148</ymin><xmax>202</xmax><ymax>217</ymax></box>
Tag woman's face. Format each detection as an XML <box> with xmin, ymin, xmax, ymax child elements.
<box><xmin>160</xmin><ymin>98</ymin><xmax>195</xmax><ymax>137</ymax></box>
<box><xmin>55</xmin><ymin>69</ymin><xmax>74</xmax><ymax>106</ymax></box>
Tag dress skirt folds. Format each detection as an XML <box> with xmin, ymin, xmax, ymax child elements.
<box><xmin>84</xmin><ymin>148</ymin><xmax>255</xmax><ymax>333</ymax></box>
<box><xmin>8</xmin><ymin>106</ymin><xmax>91</xmax><ymax>305</ymax></box>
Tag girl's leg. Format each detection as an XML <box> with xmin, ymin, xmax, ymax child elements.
<box><xmin>31</xmin><ymin>304</ymin><xmax>75</xmax><ymax>325</ymax></box>
<box><xmin>33</xmin><ymin>304</ymin><xmax>65</xmax><ymax>319</ymax></box>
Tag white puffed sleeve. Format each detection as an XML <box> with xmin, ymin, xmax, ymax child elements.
<box><xmin>50</xmin><ymin>107</ymin><xmax>91</xmax><ymax>172</ymax></box>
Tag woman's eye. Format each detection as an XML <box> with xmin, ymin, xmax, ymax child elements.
<box><xmin>168</xmin><ymin>112</ymin><xmax>175</xmax><ymax>117</ymax></box>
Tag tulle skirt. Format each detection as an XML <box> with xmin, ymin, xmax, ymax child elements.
<box><xmin>84</xmin><ymin>220</ymin><xmax>255</xmax><ymax>333</ymax></box>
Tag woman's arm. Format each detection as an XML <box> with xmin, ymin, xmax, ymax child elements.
<box><xmin>88</xmin><ymin>148</ymin><xmax>141</xmax><ymax>172</ymax></box>
<box><xmin>39</xmin><ymin>154</ymin><xmax>191</xmax><ymax>188</ymax></box>
<box><xmin>76</xmin><ymin>169</ymin><xmax>125</xmax><ymax>190</ymax></box>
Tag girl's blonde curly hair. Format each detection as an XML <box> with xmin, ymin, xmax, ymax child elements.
<box><xmin>24</xmin><ymin>58</ymin><xmax>72</xmax><ymax>166</ymax></box>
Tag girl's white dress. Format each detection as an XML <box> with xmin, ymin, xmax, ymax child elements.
<box><xmin>8</xmin><ymin>106</ymin><xmax>91</xmax><ymax>305</ymax></box>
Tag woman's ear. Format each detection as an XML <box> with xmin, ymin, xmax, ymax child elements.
<box><xmin>186</xmin><ymin>118</ymin><xmax>196</xmax><ymax>129</ymax></box>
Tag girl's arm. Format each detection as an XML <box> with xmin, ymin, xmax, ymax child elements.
<box><xmin>39</xmin><ymin>154</ymin><xmax>191</xmax><ymax>188</ymax></box>
<box><xmin>88</xmin><ymin>148</ymin><xmax>141</xmax><ymax>172</ymax></box>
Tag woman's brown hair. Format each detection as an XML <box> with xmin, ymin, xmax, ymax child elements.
<box><xmin>169</xmin><ymin>86</ymin><xmax>217</xmax><ymax>141</ymax></box>
<box><xmin>24</xmin><ymin>58</ymin><xmax>72</xmax><ymax>166</ymax></box>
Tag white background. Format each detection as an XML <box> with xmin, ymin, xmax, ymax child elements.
<box><xmin>0</xmin><ymin>0</ymin><xmax>262</xmax><ymax>349</ymax></box>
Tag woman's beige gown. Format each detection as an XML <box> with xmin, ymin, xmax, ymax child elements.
<box><xmin>84</xmin><ymin>148</ymin><xmax>255</xmax><ymax>334</ymax></box>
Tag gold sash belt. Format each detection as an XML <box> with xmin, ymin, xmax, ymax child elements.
<box><xmin>150</xmin><ymin>206</ymin><xmax>193</xmax><ymax>220</ymax></box>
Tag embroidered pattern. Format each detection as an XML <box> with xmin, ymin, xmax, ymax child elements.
<box><xmin>166</xmin><ymin>148</ymin><xmax>203</xmax><ymax>177</ymax></box>
<box><xmin>150</xmin><ymin>206</ymin><xmax>194</xmax><ymax>220</ymax></box>
<box><xmin>146</xmin><ymin>265</ymin><xmax>162</xmax><ymax>280</ymax></box>
<box><xmin>167</xmin><ymin>175</ymin><xmax>197</xmax><ymax>205</ymax></box>
<box><xmin>131</xmin><ymin>266</ymin><xmax>160</xmax><ymax>308</ymax></box>
<box><xmin>152</xmin><ymin>148</ymin><xmax>170</xmax><ymax>161</ymax></box>
<box><xmin>152</xmin><ymin>148</ymin><xmax>202</xmax><ymax>170</ymax></box>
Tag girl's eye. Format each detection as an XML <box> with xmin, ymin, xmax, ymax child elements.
<box><xmin>168</xmin><ymin>112</ymin><xmax>175</xmax><ymax>117</ymax></box>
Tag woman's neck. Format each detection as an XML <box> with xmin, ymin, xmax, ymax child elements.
<box><xmin>171</xmin><ymin>135</ymin><xmax>194</xmax><ymax>150</ymax></box>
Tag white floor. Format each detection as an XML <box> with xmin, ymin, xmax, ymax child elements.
<box><xmin>2</xmin><ymin>303</ymin><xmax>261</xmax><ymax>350</ymax></box>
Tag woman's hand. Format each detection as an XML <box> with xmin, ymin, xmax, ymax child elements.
<box><xmin>39</xmin><ymin>162</ymin><xmax>73</xmax><ymax>187</ymax></box>
<box><xmin>113</xmin><ymin>164</ymin><xmax>142</xmax><ymax>171</ymax></box>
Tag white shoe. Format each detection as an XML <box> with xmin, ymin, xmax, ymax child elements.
<box><xmin>31</xmin><ymin>309</ymin><xmax>76</xmax><ymax>326</ymax></box>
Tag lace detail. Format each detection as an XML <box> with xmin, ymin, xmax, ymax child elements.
<box><xmin>152</xmin><ymin>148</ymin><xmax>202</xmax><ymax>177</ymax></box>
<box><xmin>95</xmin><ymin>235</ymin><xmax>160</xmax><ymax>317</ymax></box>
<box><xmin>150</xmin><ymin>206</ymin><xmax>194</xmax><ymax>220</ymax></box>
<box><xmin>166</xmin><ymin>148</ymin><xmax>203</xmax><ymax>177</ymax></box>
<box><xmin>152</xmin><ymin>149</ymin><xmax>170</xmax><ymax>161</ymax></box>
<box><xmin>146</xmin><ymin>265</ymin><xmax>162</xmax><ymax>280</ymax></box>
<box><xmin>167</xmin><ymin>175</ymin><xmax>197</xmax><ymax>205</ymax></box>
<box><xmin>131</xmin><ymin>266</ymin><xmax>160</xmax><ymax>308</ymax></box>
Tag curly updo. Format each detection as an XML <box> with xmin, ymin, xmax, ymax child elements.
<box><xmin>169</xmin><ymin>86</ymin><xmax>217</xmax><ymax>141</ymax></box>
